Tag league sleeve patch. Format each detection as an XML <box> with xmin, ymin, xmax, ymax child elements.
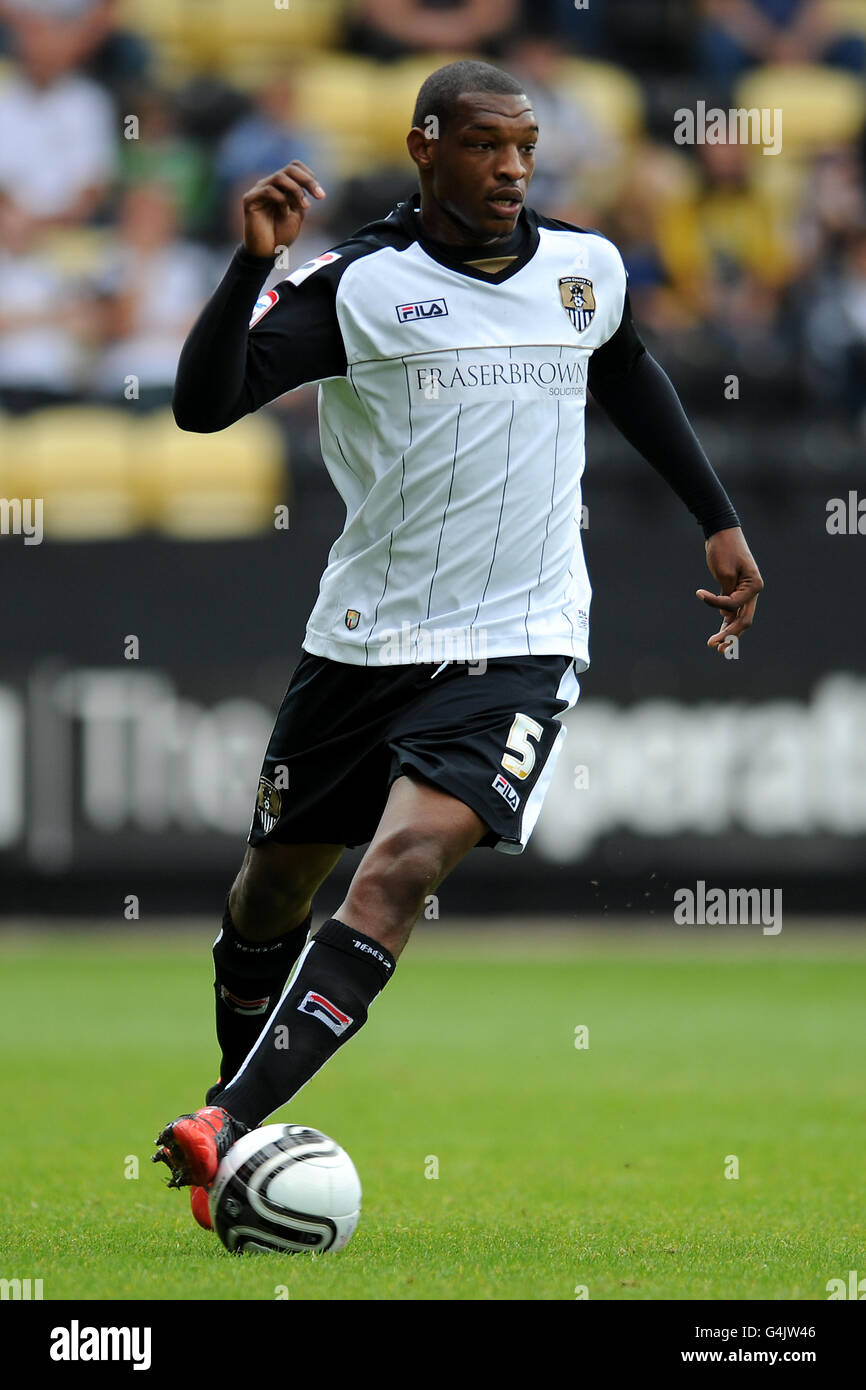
<box><xmin>249</xmin><ymin>289</ymin><xmax>279</xmax><ymax>328</ymax></box>
<box><xmin>284</xmin><ymin>250</ymin><xmax>341</xmax><ymax>287</ymax></box>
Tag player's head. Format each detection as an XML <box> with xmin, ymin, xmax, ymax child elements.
<box><xmin>407</xmin><ymin>60</ymin><xmax>537</xmax><ymax>244</ymax></box>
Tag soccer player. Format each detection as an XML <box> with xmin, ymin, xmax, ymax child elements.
<box><xmin>153</xmin><ymin>61</ymin><xmax>763</xmax><ymax>1226</ymax></box>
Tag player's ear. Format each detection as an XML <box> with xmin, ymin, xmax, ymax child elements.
<box><xmin>407</xmin><ymin>126</ymin><xmax>436</xmax><ymax>172</ymax></box>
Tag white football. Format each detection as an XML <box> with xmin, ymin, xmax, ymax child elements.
<box><xmin>208</xmin><ymin>1124</ymin><xmax>361</xmax><ymax>1254</ymax></box>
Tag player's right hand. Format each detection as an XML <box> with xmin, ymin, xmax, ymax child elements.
<box><xmin>242</xmin><ymin>161</ymin><xmax>326</xmax><ymax>258</ymax></box>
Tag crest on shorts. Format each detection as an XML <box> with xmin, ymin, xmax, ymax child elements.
<box><xmin>559</xmin><ymin>276</ymin><xmax>596</xmax><ymax>332</ymax></box>
<box><xmin>344</xmin><ymin>609</ymin><xmax>360</xmax><ymax>630</ymax></box>
<box><xmin>255</xmin><ymin>777</ymin><xmax>282</xmax><ymax>834</ymax></box>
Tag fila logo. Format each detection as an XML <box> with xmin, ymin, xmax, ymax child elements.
<box><xmin>396</xmin><ymin>298</ymin><xmax>448</xmax><ymax>323</ymax></box>
<box><xmin>298</xmin><ymin>990</ymin><xmax>353</xmax><ymax>1036</ymax></box>
<box><xmin>492</xmin><ymin>772</ymin><xmax>521</xmax><ymax>813</ymax></box>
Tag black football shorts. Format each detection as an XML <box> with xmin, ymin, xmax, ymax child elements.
<box><xmin>247</xmin><ymin>650</ymin><xmax>580</xmax><ymax>854</ymax></box>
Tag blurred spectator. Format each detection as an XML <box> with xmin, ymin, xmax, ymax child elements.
<box><xmin>0</xmin><ymin>10</ymin><xmax>117</xmax><ymax>225</ymax></box>
<box><xmin>119</xmin><ymin>85</ymin><xmax>213</xmax><ymax>235</ymax></box>
<box><xmin>697</xmin><ymin>0</ymin><xmax>866</xmax><ymax>80</ymax></box>
<box><xmin>216</xmin><ymin>77</ymin><xmax>321</xmax><ymax>186</ymax></box>
<box><xmin>0</xmin><ymin>0</ymin><xmax>149</xmax><ymax>91</ymax></box>
<box><xmin>344</xmin><ymin>0</ymin><xmax>520</xmax><ymax>61</ymax></box>
<box><xmin>92</xmin><ymin>183</ymin><xmax>214</xmax><ymax>409</ymax></box>
<box><xmin>804</xmin><ymin>223</ymin><xmax>866</xmax><ymax>421</ymax></box>
<box><xmin>214</xmin><ymin>75</ymin><xmax>330</xmax><ymax>241</ymax></box>
<box><xmin>506</xmin><ymin>33</ymin><xmax>620</xmax><ymax>218</ymax></box>
<box><xmin>0</xmin><ymin>197</ymin><xmax>93</xmax><ymax>412</ymax></box>
<box><xmin>602</xmin><ymin>142</ymin><xmax>700</xmax><ymax>336</ymax></box>
<box><xmin>797</xmin><ymin>145</ymin><xmax>866</xmax><ymax>268</ymax></box>
<box><xmin>514</xmin><ymin>0</ymin><xmax>608</xmax><ymax>57</ymax></box>
<box><xmin>655</xmin><ymin>136</ymin><xmax>798</xmax><ymax>340</ymax></box>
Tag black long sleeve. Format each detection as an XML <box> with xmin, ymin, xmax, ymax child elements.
<box><xmin>588</xmin><ymin>297</ymin><xmax>740</xmax><ymax>538</ymax></box>
<box><xmin>172</xmin><ymin>246</ymin><xmax>347</xmax><ymax>433</ymax></box>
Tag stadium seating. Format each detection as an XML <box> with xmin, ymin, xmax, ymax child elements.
<box><xmin>118</xmin><ymin>0</ymin><xmax>344</xmax><ymax>82</ymax></box>
<box><xmin>735</xmin><ymin>64</ymin><xmax>866</xmax><ymax>153</ymax></box>
<box><xmin>827</xmin><ymin>0</ymin><xmax>866</xmax><ymax>39</ymax></box>
<box><xmin>556</xmin><ymin>58</ymin><xmax>645</xmax><ymax>143</ymax></box>
<box><xmin>2</xmin><ymin>407</ymin><xmax>140</xmax><ymax>539</ymax></box>
<box><xmin>132</xmin><ymin>409</ymin><xmax>287</xmax><ymax>538</ymax></box>
<box><xmin>0</xmin><ymin>406</ymin><xmax>287</xmax><ymax>540</ymax></box>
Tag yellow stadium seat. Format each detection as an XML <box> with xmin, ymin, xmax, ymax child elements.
<box><xmin>556</xmin><ymin>59</ymin><xmax>645</xmax><ymax>143</ymax></box>
<box><xmin>40</xmin><ymin>228</ymin><xmax>112</xmax><ymax>278</ymax></box>
<box><xmin>133</xmin><ymin>409</ymin><xmax>287</xmax><ymax>538</ymax></box>
<box><xmin>827</xmin><ymin>0</ymin><xmax>866</xmax><ymax>39</ymax></box>
<box><xmin>289</xmin><ymin>56</ymin><xmax>385</xmax><ymax>174</ymax></box>
<box><xmin>0</xmin><ymin>414</ymin><xmax>30</xmax><ymax>513</ymax></box>
<box><xmin>6</xmin><ymin>407</ymin><xmax>141</xmax><ymax>539</ymax></box>
<box><xmin>372</xmin><ymin>54</ymin><xmax>468</xmax><ymax>162</ymax></box>
<box><xmin>119</xmin><ymin>0</ymin><xmax>343</xmax><ymax>78</ymax></box>
<box><xmin>203</xmin><ymin>0</ymin><xmax>342</xmax><ymax>50</ymax></box>
<box><xmin>117</xmin><ymin>0</ymin><xmax>182</xmax><ymax>44</ymax></box>
<box><xmin>735</xmin><ymin>64</ymin><xmax>866</xmax><ymax>152</ymax></box>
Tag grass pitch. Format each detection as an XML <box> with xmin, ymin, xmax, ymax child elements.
<box><xmin>0</xmin><ymin>921</ymin><xmax>862</xmax><ymax>1301</ymax></box>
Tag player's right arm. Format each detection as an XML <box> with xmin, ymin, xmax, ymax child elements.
<box><xmin>241</xmin><ymin>159</ymin><xmax>325</xmax><ymax>259</ymax></box>
<box><xmin>172</xmin><ymin>162</ymin><xmax>334</xmax><ymax>433</ymax></box>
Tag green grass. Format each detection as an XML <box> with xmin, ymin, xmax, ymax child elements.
<box><xmin>0</xmin><ymin>924</ymin><xmax>863</xmax><ymax>1300</ymax></box>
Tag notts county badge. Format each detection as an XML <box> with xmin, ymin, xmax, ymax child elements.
<box><xmin>255</xmin><ymin>777</ymin><xmax>282</xmax><ymax>834</ymax></box>
<box><xmin>344</xmin><ymin>609</ymin><xmax>360</xmax><ymax>630</ymax></box>
<box><xmin>559</xmin><ymin>276</ymin><xmax>596</xmax><ymax>332</ymax></box>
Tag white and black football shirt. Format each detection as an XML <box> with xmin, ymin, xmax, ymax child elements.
<box><xmin>174</xmin><ymin>194</ymin><xmax>738</xmax><ymax>668</ymax></box>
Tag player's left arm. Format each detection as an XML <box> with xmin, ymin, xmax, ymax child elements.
<box><xmin>587</xmin><ymin>292</ymin><xmax>764</xmax><ymax>654</ymax></box>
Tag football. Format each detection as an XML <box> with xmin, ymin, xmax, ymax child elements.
<box><xmin>208</xmin><ymin>1124</ymin><xmax>362</xmax><ymax>1254</ymax></box>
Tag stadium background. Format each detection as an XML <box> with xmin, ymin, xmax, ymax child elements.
<box><xmin>1</xmin><ymin>0</ymin><xmax>865</xmax><ymax>919</ymax></box>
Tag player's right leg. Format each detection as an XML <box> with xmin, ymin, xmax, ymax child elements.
<box><xmin>211</xmin><ymin>838</ymin><xmax>344</xmax><ymax>1094</ymax></box>
<box><xmin>153</xmin><ymin>839</ymin><xmax>342</xmax><ymax>1200</ymax></box>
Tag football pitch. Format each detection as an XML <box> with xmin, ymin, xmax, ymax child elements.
<box><xmin>1</xmin><ymin>921</ymin><xmax>863</xmax><ymax>1302</ymax></box>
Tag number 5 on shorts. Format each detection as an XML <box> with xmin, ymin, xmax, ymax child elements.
<box><xmin>501</xmin><ymin>713</ymin><xmax>544</xmax><ymax>781</ymax></box>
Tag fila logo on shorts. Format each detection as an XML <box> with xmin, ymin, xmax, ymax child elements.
<box><xmin>298</xmin><ymin>990</ymin><xmax>353</xmax><ymax>1036</ymax></box>
<box><xmin>492</xmin><ymin>772</ymin><xmax>521</xmax><ymax>813</ymax></box>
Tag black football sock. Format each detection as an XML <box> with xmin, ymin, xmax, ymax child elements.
<box><xmin>210</xmin><ymin>898</ymin><xmax>312</xmax><ymax>1097</ymax></box>
<box><xmin>214</xmin><ymin>918</ymin><xmax>396</xmax><ymax>1128</ymax></box>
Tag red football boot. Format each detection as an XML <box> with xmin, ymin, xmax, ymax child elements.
<box><xmin>189</xmin><ymin>1185</ymin><xmax>213</xmax><ymax>1231</ymax></box>
<box><xmin>152</xmin><ymin>1105</ymin><xmax>249</xmax><ymax>1189</ymax></box>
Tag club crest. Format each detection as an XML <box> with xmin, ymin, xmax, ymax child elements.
<box><xmin>559</xmin><ymin>276</ymin><xmax>596</xmax><ymax>332</ymax></box>
<box><xmin>255</xmin><ymin>777</ymin><xmax>282</xmax><ymax>834</ymax></box>
<box><xmin>344</xmin><ymin>609</ymin><xmax>360</xmax><ymax>630</ymax></box>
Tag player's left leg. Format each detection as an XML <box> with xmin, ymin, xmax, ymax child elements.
<box><xmin>332</xmin><ymin>769</ymin><xmax>486</xmax><ymax>958</ymax></box>
<box><xmin>206</xmin><ymin>772</ymin><xmax>486</xmax><ymax>1129</ymax></box>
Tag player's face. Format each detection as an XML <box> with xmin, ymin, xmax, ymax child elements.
<box><xmin>424</xmin><ymin>93</ymin><xmax>538</xmax><ymax>243</ymax></box>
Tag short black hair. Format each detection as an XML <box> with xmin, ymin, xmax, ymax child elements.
<box><xmin>412</xmin><ymin>60</ymin><xmax>528</xmax><ymax>133</ymax></box>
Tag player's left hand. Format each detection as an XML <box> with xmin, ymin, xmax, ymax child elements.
<box><xmin>697</xmin><ymin>527</ymin><xmax>764</xmax><ymax>656</ymax></box>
